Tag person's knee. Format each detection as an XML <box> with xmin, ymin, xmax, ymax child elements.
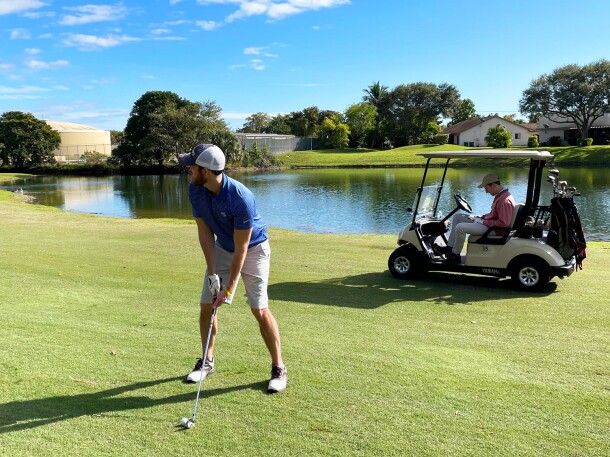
<box><xmin>251</xmin><ymin>307</ymin><xmax>271</xmax><ymax>322</ymax></box>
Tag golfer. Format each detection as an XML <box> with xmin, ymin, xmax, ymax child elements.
<box><xmin>178</xmin><ymin>144</ymin><xmax>287</xmax><ymax>393</ymax></box>
<box><xmin>442</xmin><ymin>173</ymin><xmax>516</xmax><ymax>263</ymax></box>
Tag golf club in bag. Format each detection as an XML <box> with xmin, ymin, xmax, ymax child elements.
<box><xmin>180</xmin><ymin>307</ymin><xmax>217</xmax><ymax>429</ymax></box>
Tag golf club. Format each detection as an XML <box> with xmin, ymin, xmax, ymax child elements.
<box><xmin>179</xmin><ymin>307</ymin><xmax>217</xmax><ymax>430</ymax></box>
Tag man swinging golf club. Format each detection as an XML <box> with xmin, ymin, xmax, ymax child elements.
<box><xmin>179</xmin><ymin>143</ymin><xmax>287</xmax><ymax>393</ymax></box>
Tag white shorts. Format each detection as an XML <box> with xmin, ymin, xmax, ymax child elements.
<box><xmin>200</xmin><ymin>240</ymin><xmax>271</xmax><ymax>310</ymax></box>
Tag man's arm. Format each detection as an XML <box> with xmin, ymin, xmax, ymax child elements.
<box><xmin>195</xmin><ymin>217</ymin><xmax>217</xmax><ymax>273</ymax></box>
<box><xmin>213</xmin><ymin>227</ymin><xmax>252</xmax><ymax>307</ymax></box>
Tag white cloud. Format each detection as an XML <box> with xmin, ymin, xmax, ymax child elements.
<box><xmin>59</xmin><ymin>4</ymin><xmax>129</xmax><ymax>26</ymax></box>
<box><xmin>25</xmin><ymin>48</ymin><xmax>42</xmax><ymax>55</ymax></box>
<box><xmin>25</xmin><ymin>59</ymin><xmax>70</xmax><ymax>70</ymax></box>
<box><xmin>244</xmin><ymin>46</ymin><xmax>277</xmax><ymax>57</ymax></box>
<box><xmin>23</xmin><ymin>10</ymin><xmax>56</xmax><ymax>19</ymax></box>
<box><xmin>52</xmin><ymin>85</ymin><xmax>69</xmax><ymax>91</ymax></box>
<box><xmin>62</xmin><ymin>33</ymin><xmax>141</xmax><ymax>50</ymax></box>
<box><xmin>229</xmin><ymin>59</ymin><xmax>266</xmax><ymax>71</ymax></box>
<box><xmin>10</xmin><ymin>29</ymin><xmax>32</xmax><ymax>40</ymax></box>
<box><xmin>0</xmin><ymin>84</ymin><xmax>50</xmax><ymax>99</ymax></box>
<box><xmin>196</xmin><ymin>20</ymin><xmax>222</xmax><ymax>30</ymax></box>
<box><xmin>197</xmin><ymin>0</ymin><xmax>350</xmax><ymax>23</ymax></box>
<box><xmin>169</xmin><ymin>0</ymin><xmax>184</xmax><ymax>4</ymax></box>
<box><xmin>0</xmin><ymin>0</ymin><xmax>47</xmax><ymax>16</ymax></box>
<box><xmin>142</xmin><ymin>74</ymin><xmax>156</xmax><ymax>80</ymax></box>
<box><xmin>150</xmin><ymin>28</ymin><xmax>171</xmax><ymax>35</ymax></box>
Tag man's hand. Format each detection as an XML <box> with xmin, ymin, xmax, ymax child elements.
<box><xmin>208</xmin><ymin>274</ymin><xmax>221</xmax><ymax>298</ymax></box>
<box><xmin>212</xmin><ymin>288</ymin><xmax>233</xmax><ymax>308</ymax></box>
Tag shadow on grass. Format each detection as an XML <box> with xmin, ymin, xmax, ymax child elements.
<box><xmin>269</xmin><ymin>271</ymin><xmax>557</xmax><ymax>309</ymax></box>
<box><xmin>0</xmin><ymin>377</ymin><xmax>267</xmax><ymax>434</ymax></box>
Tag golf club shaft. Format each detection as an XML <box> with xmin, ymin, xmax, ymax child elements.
<box><xmin>192</xmin><ymin>307</ymin><xmax>216</xmax><ymax>421</ymax></box>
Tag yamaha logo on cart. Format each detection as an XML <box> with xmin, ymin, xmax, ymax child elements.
<box><xmin>482</xmin><ymin>268</ymin><xmax>501</xmax><ymax>275</ymax></box>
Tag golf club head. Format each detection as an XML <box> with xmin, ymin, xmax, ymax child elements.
<box><xmin>180</xmin><ymin>417</ymin><xmax>195</xmax><ymax>429</ymax></box>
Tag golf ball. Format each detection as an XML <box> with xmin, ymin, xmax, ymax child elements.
<box><xmin>180</xmin><ymin>417</ymin><xmax>194</xmax><ymax>429</ymax></box>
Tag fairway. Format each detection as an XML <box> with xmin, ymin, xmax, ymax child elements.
<box><xmin>0</xmin><ymin>191</ymin><xmax>608</xmax><ymax>456</ymax></box>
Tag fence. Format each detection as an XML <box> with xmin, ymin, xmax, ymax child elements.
<box><xmin>53</xmin><ymin>144</ymin><xmax>112</xmax><ymax>162</ymax></box>
<box><xmin>235</xmin><ymin>134</ymin><xmax>319</xmax><ymax>155</ymax></box>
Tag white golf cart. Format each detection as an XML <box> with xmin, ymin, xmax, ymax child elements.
<box><xmin>388</xmin><ymin>150</ymin><xmax>587</xmax><ymax>292</ymax></box>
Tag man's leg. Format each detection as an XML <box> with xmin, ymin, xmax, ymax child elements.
<box><xmin>451</xmin><ymin>222</ymin><xmax>489</xmax><ymax>255</ymax></box>
<box><xmin>447</xmin><ymin>213</ymin><xmax>472</xmax><ymax>248</ymax></box>
<box><xmin>200</xmin><ymin>303</ymin><xmax>217</xmax><ymax>361</ymax></box>
<box><xmin>241</xmin><ymin>240</ymin><xmax>287</xmax><ymax>392</ymax></box>
<box><xmin>251</xmin><ymin>308</ymin><xmax>283</xmax><ymax>367</ymax></box>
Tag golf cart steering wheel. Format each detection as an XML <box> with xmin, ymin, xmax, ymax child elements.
<box><xmin>454</xmin><ymin>194</ymin><xmax>473</xmax><ymax>213</ymax></box>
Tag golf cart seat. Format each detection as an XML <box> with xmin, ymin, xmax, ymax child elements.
<box><xmin>470</xmin><ymin>203</ymin><xmax>524</xmax><ymax>245</ymax></box>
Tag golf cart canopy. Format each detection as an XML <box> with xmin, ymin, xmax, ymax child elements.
<box><xmin>417</xmin><ymin>150</ymin><xmax>553</xmax><ymax>160</ymax></box>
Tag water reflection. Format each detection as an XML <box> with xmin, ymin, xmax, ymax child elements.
<box><xmin>2</xmin><ymin>167</ymin><xmax>609</xmax><ymax>240</ymax></box>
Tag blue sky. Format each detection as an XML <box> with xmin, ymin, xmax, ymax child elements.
<box><xmin>2</xmin><ymin>0</ymin><xmax>609</xmax><ymax>132</ymax></box>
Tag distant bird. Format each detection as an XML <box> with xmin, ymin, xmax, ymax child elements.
<box><xmin>12</xmin><ymin>188</ymin><xmax>24</xmax><ymax>194</ymax></box>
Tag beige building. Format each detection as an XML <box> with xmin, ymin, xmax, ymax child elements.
<box><xmin>45</xmin><ymin>120</ymin><xmax>112</xmax><ymax>162</ymax></box>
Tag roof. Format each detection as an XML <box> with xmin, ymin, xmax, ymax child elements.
<box><xmin>442</xmin><ymin>116</ymin><xmax>493</xmax><ymax>134</ymax></box>
<box><xmin>442</xmin><ymin>116</ymin><xmax>538</xmax><ymax>134</ymax></box>
<box><xmin>234</xmin><ymin>133</ymin><xmax>295</xmax><ymax>139</ymax></box>
<box><xmin>417</xmin><ymin>150</ymin><xmax>553</xmax><ymax>160</ymax></box>
<box><xmin>45</xmin><ymin>120</ymin><xmax>107</xmax><ymax>133</ymax></box>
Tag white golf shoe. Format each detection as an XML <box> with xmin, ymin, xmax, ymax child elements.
<box><xmin>268</xmin><ymin>365</ymin><xmax>287</xmax><ymax>393</ymax></box>
<box><xmin>185</xmin><ymin>358</ymin><xmax>215</xmax><ymax>383</ymax></box>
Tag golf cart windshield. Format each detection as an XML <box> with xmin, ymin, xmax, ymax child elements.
<box><xmin>415</xmin><ymin>185</ymin><xmax>441</xmax><ymax>219</ymax></box>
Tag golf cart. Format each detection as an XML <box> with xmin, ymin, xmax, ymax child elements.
<box><xmin>388</xmin><ymin>150</ymin><xmax>587</xmax><ymax>292</ymax></box>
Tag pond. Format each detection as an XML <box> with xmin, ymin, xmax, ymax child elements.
<box><xmin>2</xmin><ymin>167</ymin><xmax>609</xmax><ymax>241</ymax></box>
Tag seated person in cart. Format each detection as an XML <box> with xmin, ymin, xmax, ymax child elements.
<box><xmin>442</xmin><ymin>173</ymin><xmax>516</xmax><ymax>262</ymax></box>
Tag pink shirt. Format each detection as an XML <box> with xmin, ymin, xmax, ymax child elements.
<box><xmin>482</xmin><ymin>189</ymin><xmax>515</xmax><ymax>228</ymax></box>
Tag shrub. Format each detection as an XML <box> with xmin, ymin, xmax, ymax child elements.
<box><xmin>242</xmin><ymin>143</ymin><xmax>280</xmax><ymax>168</ymax></box>
<box><xmin>433</xmin><ymin>134</ymin><xmax>449</xmax><ymax>145</ymax></box>
<box><xmin>81</xmin><ymin>150</ymin><xmax>107</xmax><ymax>164</ymax></box>
<box><xmin>584</xmin><ymin>137</ymin><xmax>593</xmax><ymax>146</ymax></box>
<box><xmin>527</xmin><ymin>135</ymin><xmax>539</xmax><ymax>148</ymax></box>
<box><xmin>484</xmin><ymin>124</ymin><xmax>512</xmax><ymax>148</ymax></box>
<box><xmin>548</xmin><ymin>136</ymin><xmax>562</xmax><ymax>146</ymax></box>
<box><xmin>576</xmin><ymin>138</ymin><xmax>584</xmax><ymax>146</ymax></box>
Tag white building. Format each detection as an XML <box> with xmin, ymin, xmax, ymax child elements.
<box><xmin>45</xmin><ymin>120</ymin><xmax>112</xmax><ymax>162</ymax></box>
<box><xmin>442</xmin><ymin>115</ymin><xmax>537</xmax><ymax>147</ymax></box>
<box><xmin>538</xmin><ymin>114</ymin><xmax>610</xmax><ymax>145</ymax></box>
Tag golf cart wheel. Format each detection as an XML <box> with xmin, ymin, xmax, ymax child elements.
<box><xmin>510</xmin><ymin>257</ymin><xmax>550</xmax><ymax>292</ymax></box>
<box><xmin>388</xmin><ymin>246</ymin><xmax>419</xmax><ymax>279</ymax></box>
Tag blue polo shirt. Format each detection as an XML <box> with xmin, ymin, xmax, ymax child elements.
<box><xmin>189</xmin><ymin>174</ymin><xmax>268</xmax><ymax>252</ymax></box>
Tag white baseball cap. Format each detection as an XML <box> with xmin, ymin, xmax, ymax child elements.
<box><xmin>178</xmin><ymin>144</ymin><xmax>225</xmax><ymax>171</ymax></box>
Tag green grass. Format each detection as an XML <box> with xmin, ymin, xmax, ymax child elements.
<box><xmin>279</xmin><ymin>145</ymin><xmax>610</xmax><ymax>168</ymax></box>
<box><xmin>1</xmin><ymin>193</ymin><xmax>609</xmax><ymax>456</ymax></box>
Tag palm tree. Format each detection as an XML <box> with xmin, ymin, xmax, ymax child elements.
<box><xmin>362</xmin><ymin>81</ymin><xmax>389</xmax><ymax>107</ymax></box>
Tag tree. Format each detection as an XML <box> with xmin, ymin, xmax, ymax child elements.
<box><xmin>377</xmin><ymin>82</ymin><xmax>460</xmax><ymax>146</ymax></box>
<box><xmin>449</xmin><ymin>98</ymin><xmax>477</xmax><ymax>125</ymax></box>
<box><xmin>318</xmin><ymin>117</ymin><xmax>350</xmax><ymax>149</ymax></box>
<box><xmin>344</xmin><ymin>103</ymin><xmax>377</xmax><ymax>148</ymax></box>
<box><xmin>238</xmin><ymin>112</ymin><xmax>271</xmax><ymax>133</ymax></box>
<box><xmin>362</xmin><ymin>81</ymin><xmax>389</xmax><ymax>108</ymax></box>
<box><xmin>519</xmin><ymin>59</ymin><xmax>610</xmax><ymax>139</ymax></box>
<box><xmin>114</xmin><ymin>91</ymin><xmax>239</xmax><ymax>166</ymax></box>
<box><xmin>0</xmin><ymin>111</ymin><xmax>60</xmax><ymax>168</ymax></box>
<box><xmin>503</xmin><ymin>114</ymin><xmax>525</xmax><ymax>124</ymax></box>
<box><xmin>485</xmin><ymin>124</ymin><xmax>512</xmax><ymax>148</ymax></box>
<box><xmin>114</xmin><ymin>91</ymin><xmax>188</xmax><ymax>166</ymax></box>
<box><xmin>266</xmin><ymin>114</ymin><xmax>292</xmax><ymax>134</ymax></box>
<box><xmin>110</xmin><ymin>130</ymin><xmax>124</xmax><ymax>145</ymax></box>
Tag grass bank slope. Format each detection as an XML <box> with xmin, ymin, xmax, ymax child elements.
<box><xmin>1</xmin><ymin>194</ymin><xmax>609</xmax><ymax>456</ymax></box>
<box><xmin>279</xmin><ymin>145</ymin><xmax>610</xmax><ymax>168</ymax></box>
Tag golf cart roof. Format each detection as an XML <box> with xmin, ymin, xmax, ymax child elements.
<box><xmin>417</xmin><ymin>150</ymin><xmax>553</xmax><ymax>160</ymax></box>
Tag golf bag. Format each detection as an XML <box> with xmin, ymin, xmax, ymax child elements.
<box><xmin>546</xmin><ymin>197</ymin><xmax>587</xmax><ymax>267</ymax></box>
